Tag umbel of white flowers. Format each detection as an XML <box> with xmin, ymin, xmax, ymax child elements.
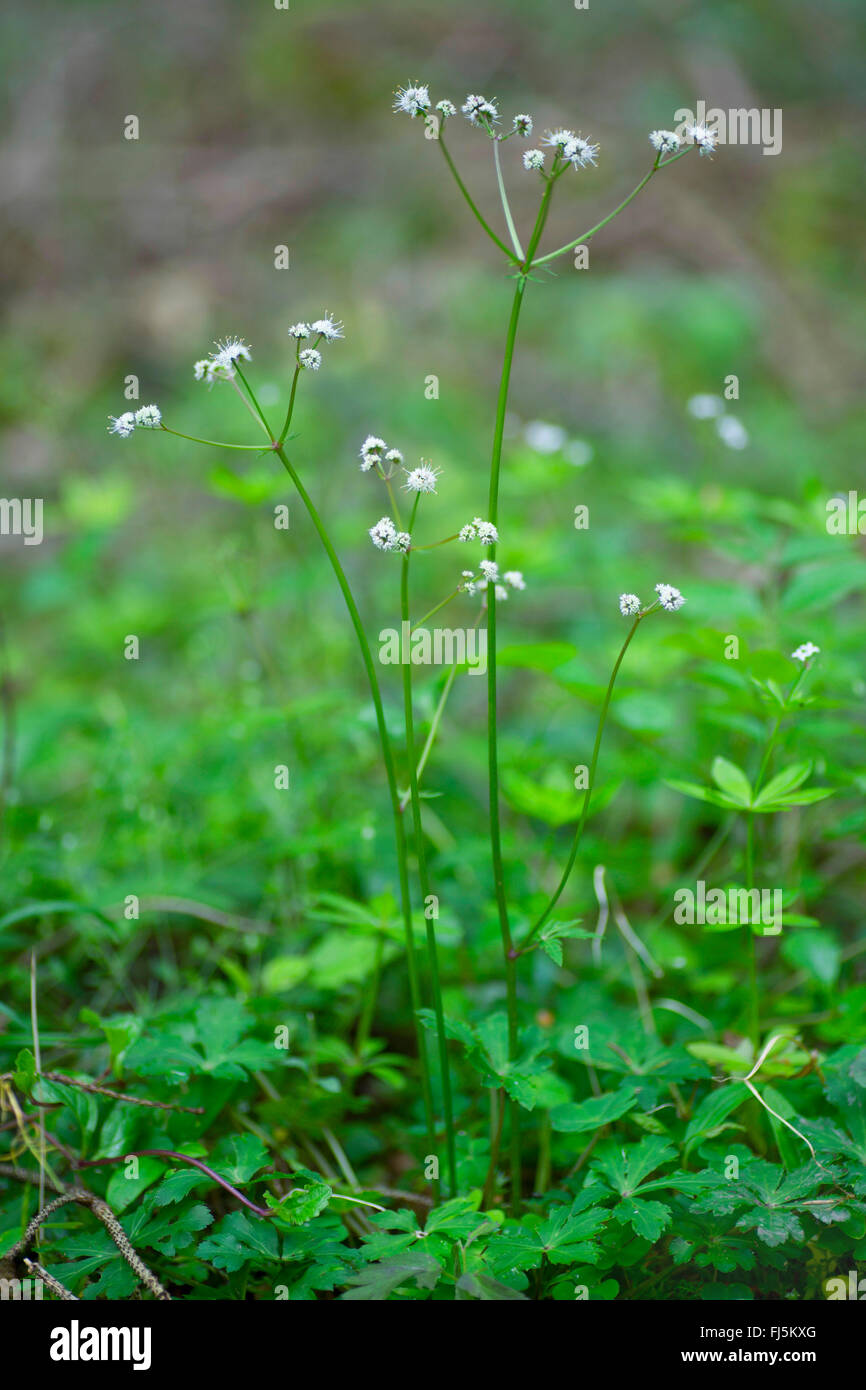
<box><xmin>107</xmin><ymin>404</ymin><xmax>162</xmax><ymax>437</ymax></box>
<box><xmin>791</xmin><ymin>642</ymin><xmax>820</xmax><ymax>663</ymax></box>
<box><xmin>461</xmin><ymin>559</ymin><xmax>526</xmax><ymax>602</ymax></box>
<box><xmin>619</xmin><ymin>583</ymin><xmax>686</xmax><ymax>617</ymax></box>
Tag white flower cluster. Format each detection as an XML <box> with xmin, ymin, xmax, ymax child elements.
<box><xmin>618</xmin><ymin>583</ymin><xmax>686</xmax><ymax>616</ymax></box>
<box><xmin>512</xmin><ymin>114</ymin><xmax>533</xmax><ymax>137</ymax></box>
<box><xmin>685</xmin><ymin>123</ymin><xmax>717</xmax><ymax>157</ymax></box>
<box><xmin>791</xmin><ymin>641</ymin><xmax>820</xmax><ymax>663</ymax></box>
<box><xmin>541</xmin><ymin>129</ymin><xmax>599</xmax><ymax>169</ymax></box>
<box><xmin>193</xmin><ymin>337</ymin><xmax>252</xmax><ymax>385</ymax></box>
<box><xmin>287</xmin><ymin>314</ymin><xmax>343</xmax><ymax>373</ymax></box>
<box><xmin>461</xmin><ymin>93</ymin><xmax>499</xmax><ymax>127</ymax></box>
<box><xmin>403</xmin><ymin>463</ymin><xmax>441</xmax><ymax>494</ymax></box>
<box><xmin>649</xmin><ymin>129</ymin><xmax>680</xmax><ymax>155</ymax></box>
<box><xmin>523</xmin><ymin>149</ymin><xmax>545</xmax><ymax>172</ymax></box>
<box><xmin>461</xmin><ymin>560</ymin><xmax>525</xmax><ymax>601</ymax></box>
<box><xmin>393</xmin><ymin>83</ymin><xmax>431</xmax><ymax>119</ymax></box>
<box><xmin>359</xmin><ymin>435</ymin><xmax>404</xmax><ymax>475</ymax></box>
<box><xmin>368</xmin><ymin>516</ymin><xmax>411</xmax><ymax>554</ymax></box>
<box><xmin>458</xmin><ymin>517</ymin><xmax>498</xmax><ymax>545</ymax></box>
<box><xmin>107</xmin><ymin>404</ymin><xmax>162</xmax><ymax>438</ymax></box>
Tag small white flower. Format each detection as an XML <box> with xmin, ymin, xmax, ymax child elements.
<box><xmin>207</xmin><ymin>361</ymin><xmax>235</xmax><ymax>382</ymax></box>
<box><xmin>393</xmin><ymin>532</ymin><xmax>412</xmax><ymax>554</ymax></box>
<box><xmin>361</xmin><ymin>435</ymin><xmax>386</xmax><ymax>455</ymax></box>
<box><xmin>513</xmin><ymin>114</ymin><xmax>533</xmax><ymax>137</ymax></box>
<box><xmin>544</xmin><ymin>128</ymin><xmax>576</xmax><ymax>152</ymax></box>
<box><xmin>193</xmin><ymin>359</ymin><xmax>212</xmax><ymax>380</ymax></box>
<box><xmin>462</xmin><ymin>94</ymin><xmax>499</xmax><ymax>127</ymax></box>
<box><xmin>655</xmin><ymin>582</ymin><xmax>686</xmax><ymax>612</ymax></box>
<box><xmin>687</xmin><ymin>123</ymin><xmax>717</xmax><ymax>157</ymax></box>
<box><xmin>369</xmin><ymin>517</ymin><xmax>397</xmax><ymax>550</ymax></box>
<box><xmin>134</xmin><ymin>404</ymin><xmax>161</xmax><ymax>428</ymax></box>
<box><xmin>403</xmin><ymin>464</ymin><xmax>441</xmax><ymax>494</ymax></box>
<box><xmin>649</xmin><ymin>130</ymin><xmax>680</xmax><ymax>155</ymax></box>
<box><xmin>716</xmin><ymin>415</ymin><xmax>749</xmax><ymax>450</ymax></box>
<box><xmin>476</xmin><ymin>520</ymin><xmax>498</xmax><ymax>545</ymax></box>
<box><xmin>687</xmin><ymin>394</ymin><xmax>724</xmax><ymax>419</ymax></box>
<box><xmin>459</xmin><ymin>521</ymin><xmax>478</xmax><ymax>542</ymax></box>
<box><xmin>393</xmin><ymin>83</ymin><xmax>431</xmax><ymax>118</ymax></box>
<box><xmin>214</xmin><ymin>337</ymin><xmax>252</xmax><ymax>367</ymax></box>
<box><xmin>310</xmin><ymin>314</ymin><xmax>344</xmax><ymax>341</ymax></box>
<box><xmin>523</xmin><ymin>149</ymin><xmax>545</xmax><ymax>171</ymax></box>
<box><xmin>480</xmin><ymin>559</ymin><xmax>499</xmax><ymax>582</ymax></box>
<box><xmin>289</xmin><ymin>322</ymin><xmax>311</xmax><ymax>339</ymax></box>
<box><xmin>436</xmin><ymin>99</ymin><xmax>456</xmax><ymax>118</ymax></box>
<box><xmin>504</xmin><ymin>570</ymin><xmax>526</xmax><ymax>590</ymax></box>
<box><xmin>299</xmin><ymin>349</ymin><xmax>322</xmax><ymax>371</ymax></box>
<box><xmin>461</xmin><ymin>570</ymin><xmax>475</xmax><ymax>579</ymax></box>
<box><xmin>791</xmin><ymin>641</ymin><xmax>820</xmax><ymax>663</ymax></box>
<box><xmin>107</xmin><ymin>412</ymin><xmax>136</xmax><ymax>438</ymax></box>
<box><xmin>564</xmin><ymin>135</ymin><xmax>599</xmax><ymax>168</ymax></box>
<box><xmin>619</xmin><ymin>593</ymin><xmax>642</xmax><ymax>616</ymax></box>
<box><xmin>385</xmin><ymin>448</ymin><xmax>403</xmax><ymax>466</ymax></box>
<box><xmin>494</xmin><ymin>584</ymin><xmax>509</xmax><ymax>601</ymax></box>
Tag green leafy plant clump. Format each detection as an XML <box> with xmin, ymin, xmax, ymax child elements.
<box><xmin>1</xmin><ymin>74</ymin><xmax>864</xmax><ymax>1304</ymax></box>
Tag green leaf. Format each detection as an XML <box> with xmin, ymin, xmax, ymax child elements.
<box><xmin>664</xmin><ymin>779</ymin><xmax>738</xmax><ymax>809</ymax></box>
<box><xmin>550</xmin><ymin>1085</ymin><xmax>639</xmax><ymax>1134</ymax></box>
<box><xmin>614</xmin><ymin>1197</ymin><xmax>671</xmax><ymax>1242</ymax></box>
<box><xmin>752</xmin><ymin>762</ymin><xmax>812</xmax><ymax>807</ymax></box>
<box><xmin>340</xmin><ymin>1251</ymin><xmax>442</xmax><ymax>1300</ymax></box>
<box><xmin>456</xmin><ymin>1271</ymin><xmax>529</xmax><ymax>1300</ymax></box>
<box><xmin>781</xmin><ymin>931</ymin><xmax>841</xmax><ymax>987</ymax></box>
<box><xmin>106</xmin><ymin>1156</ymin><xmax>166</xmax><ymax>1213</ymax></box>
<box><xmin>197</xmin><ymin>1211</ymin><xmax>280</xmax><ymax>1272</ymax></box>
<box><xmin>266</xmin><ymin>1172</ymin><xmax>332</xmax><ymax>1227</ymax></box>
<box><xmin>684</xmin><ymin>1085</ymin><xmax>749</xmax><ymax>1148</ymax></box>
<box><xmin>710</xmin><ymin>757</ymin><xmax>753</xmax><ymax>807</ymax></box>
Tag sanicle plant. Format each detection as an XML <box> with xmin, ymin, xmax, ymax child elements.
<box><xmin>108</xmin><ymin>84</ymin><xmax>753</xmax><ymax>1215</ymax></box>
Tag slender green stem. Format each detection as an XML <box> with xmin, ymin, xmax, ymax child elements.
<box><xmin>401</xmin><ymin>496</ymin><xmax>457</xmax><ymax>1196</ymax></box>
<box><xmin>355</xmin><ymin>934</ymin><xmax>385</xmax><ymax>1058</ymax></box>
<box><xmin>493</xmin><ymin>137</ymin><xmax>524</xmax><ymax>260</ymax></box>
<box><xmin>277</xmin><ymin>366</ymin><xmax>301</xmax><ymax>446</ymax></box>
<box><xmin>398</xmin><ymin>662</ymin><xmax>460</xmax><ymax>813</ymax></box>
<box><xmin>437</xmin><ymin>133</ymin><xmax>520</xmax><ymax>263</ymax></box>
<box><xmin>233</xmin><ymin>362</ymin><xmax>275</xmax><ymax>439</ymax></box>
<box><xmin>224</xmin><ymin>368</ymin><xmax>438</xmax><ymax>1179</ymax></box>
<box><xmin>384</xmin><ymin>477</ymin><xmax>404</xmax><ymax>531</ymax></box>
<box><xmin>411</xmin><ymin>588</ymin><xmax>461</xmax><ymax>632</ymax></box>
<box><xmin>159</xmin><ymin>425</ymin><xmax>268</xmax><ymax>451</ymax></box>
<box><xmin>483</xmin><ymin>179</ymin><xmax>556</xmax><ymax>1215</ymax></box>
<box><xmin>522</xmin><ymin>615</ymin><xmax>642</xmax><ymax>947</ymax></box>
<box><xmin>530</xmin><ymin>150</ymin><xmax>692</xmax><ymax>269</ymax></box>
<box><xmin>744</xmin><ymin>812</ymin><xmax>759</xmax><ymax>1050</ymax></box>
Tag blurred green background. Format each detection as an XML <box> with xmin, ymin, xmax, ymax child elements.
<box><xmin>1</xmin><ymin>0</ymin><xmax>864</xmax><ymax>1020</ymax></box>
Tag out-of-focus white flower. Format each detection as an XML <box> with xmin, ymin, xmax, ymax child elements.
<box><xmin>649</xmin><ymin>130</ymin><xmax>680</xmax><ymax>155</ymax></box>
<box><xmin>403</xmin><ymin>464</ymin><xmax>441</xmax><ymax>494</ymax></box>
<box><xmin>385</xmin><ymin>448</ymin><xmax>403</xmax><ymax>466</ymax></box>
<box><xmin>791</xmin><ymin>641</ymin><xmax>820</xmax><ymax>663</ymax></box>
<box><xmin>619</xmin><ymin>593</ymin><xmax>642</xmax><ymax>616</ymax></box>
<box><xmin>462</xmin><ymin>94</ymin><xmax>499</xmax><ymax>127</ymax></box>
<box><xmin>513</xmin><ymin>114</ymin><xmax>533</xmax><ymax>137</ymax></box>
<box><xmin>504</xmin><ymin>570</ymin><xmax>526</xmax><ymax>590</ymax></box>
<box><xmin>369</xmin><ymin>516</ymin><xmax>397</xmax><ymax>550</ymax></box>
<box><xmin>687</xmin><ymin>123</ymin><xmax>717</xmax><ymax>157</ymax></box>
<box><xmin>436</xmin><ymin>99</ymin><xmax>456</xmax><ymax>118</ymax></box>
<box><xmin>289</xmin><ymin>322</ymin><xmax>311</xmax><ymax>339</ymax></box>
<box><xmin>525</xmin><ymin>420</ymin><xmax>566</xmax><ymax>454</ymax></box>
<box><xmin>311</xmin><ymin>314</ymin><xmax>344</xmax><ymax>341</ymax></box>
<box><xmin>716</xmin><ymin>415</ymin><xmax>749</xmax><ymax>450</ymax></box>
<box><xmin>476</xmin><ymin>520</ymin><xmax>498</xmax><ymax>545</ymax></box>
<box><xmin>523</xmin><ymin>149</ymin><xmax>545</xmax><ymax>171</ymax></box>
<box><xmin>393</xmin><ymin>83</ymin><xmax>431</xmax><ymax>118</ymax></box>
<box><xmin>299</xmin><ymin>349</ymin><xmax>322</xmax><ymax>371</ymax></box>
<box><xmin>108</xmin><ymin>412</ymin><xmax>136</xmax><ymax>438</ymax></box>
<box><xmin>564</xmin><ymin>438</ymin><xmax>593</xmax><ymax>468</ymax></box>
<box><xmin>480</xmin><ymin>559</ymin><xmax>499</xmax><ymax>582</ymax></box>
<box><xmin>393</xmin><ymin>532</ymin><xmax>411</xmax><ymax>554</ymax></box>
<box><xmin>687</xmin><ymin>394</ymin><xmax>724</xmax><ymax>420</ymax></box>
<box><xmin>193</xmin><ymin>359</ymin><xmax>211</xmax><ymax>380</ymax></box>
<box><xmin>495</xmin><ymin>584</ymin><xmax>509</xmax><ymax>601</ymax></box>
<box><xmin>655</xmin><ymin>582</ymin><xmax>686</xmax><ymax>612</ymax></box>
<box><xmin>134</xmin><ymin>404</ymin><xmax>161</xmax><ymax>428</ymax></box>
